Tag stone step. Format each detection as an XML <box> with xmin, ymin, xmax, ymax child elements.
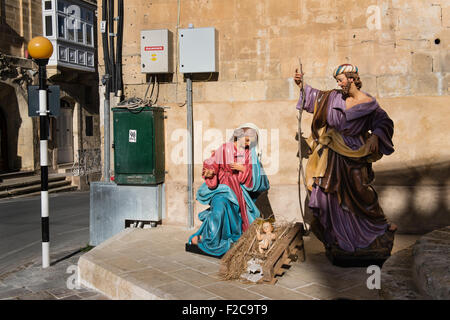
<box><xmin>0</xmin><ymin>179</ymin><xmax>73</xmax><ymax>199</ymax></box>
<box><xmin>0</xmin><ymin>170</ymin><xmax>35</xmax><ymax>181</ymax></box>
<box><xmin>55</xmin><ymin>163</ymin><xmax>74</xmax><ymax>175</ymax></box>
<box><xmin>10</xmin><ymin>184</ymin><xmax>78</xmax><ymax>198</ymax></box>
<box><xmin>0</xmin><ymin>175</ymin><xmax>68</xmax><ymax>192</ymax></box>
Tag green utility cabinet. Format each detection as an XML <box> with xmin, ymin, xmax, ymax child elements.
<box><xmin>112</xmin><ymin>106</ymin><xmax>165</xmax><ymax>185</ymax></box>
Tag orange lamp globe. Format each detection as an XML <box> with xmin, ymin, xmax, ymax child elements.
<box><xmin>27</xmin><ymin>36</ymin><xmax>53</xmax><ymax>60</ymax></box>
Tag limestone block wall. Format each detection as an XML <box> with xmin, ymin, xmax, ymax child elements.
<box><xmin>0</xmin><ymin>0</ymin><xmax>43</xmax><ymax>57</ymax></box>
<box><xmin>98</xmin><ymin>0</ymin><xmax>450</xmax><ymax>232</ymax></box>
<box><xmin>0</xmin><ymin>0</ymin><xmax>43</xmax><ymax>171</ymax></box>
<box><xmin>0</xmin><ymin>0</ymin><xmax>101</xmax><ymax>176</ymax></box>
<box><xmin>0</xmin><ymin>82</ymin><xmax>37</xmax><ymax>171</ymax></box>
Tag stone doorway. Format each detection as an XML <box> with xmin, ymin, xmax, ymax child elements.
<box><xmin>56</xmin><ymin>99</ymin><xmax>74</xmax><ymax>164</ymax></box>
<box><xmin>0</xmin><ymin>82</ymin><xmax>22</xmax><ymax>172</ymax></box>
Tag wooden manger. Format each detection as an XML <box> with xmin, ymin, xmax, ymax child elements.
<box><xmin>219</xmin><ymin>221</ymin><xmax>306</xmax><ymax>285</ymax></box>
<box><xmin>261</xmin><ymin>222</ymin><xmax>306</xmax><ymax>284</ymax></box>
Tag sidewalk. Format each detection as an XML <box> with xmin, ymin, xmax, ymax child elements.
<box><xmin>78</xmin><ymin>225</ymin><xmax>420</xmax><ymax>300</ymax></box>
<box><xmin>0</xmin><ymin>248</ymin><xmax>109</xmax><ymax>300</ymax></box>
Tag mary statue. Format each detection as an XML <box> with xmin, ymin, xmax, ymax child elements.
<box><xmin>188</xmin><ymin>123</ymin><xmax>270</xmax><ymax>256</ymax></box>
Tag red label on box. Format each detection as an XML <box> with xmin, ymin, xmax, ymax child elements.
<box><xmin>144</xmin><ymin>46</ymin><xmax>164</xmax><ymax>51</ymax></box>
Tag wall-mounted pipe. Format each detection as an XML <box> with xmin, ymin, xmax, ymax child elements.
<box><xmin>101</xmin><ymin>0</ymin><xmax>110</xmax><ymax>96</ymax></box>
<box><xmin>186</xmin><ymin>74</ymin><xmax>194</xmax><ymax>229</ymax></box>
<box><xmin>115</xmin><ymin>0</ymin><xmax>123</xmax><ymax>98</ymax></box>
<box><xmin>108</xmin><ymin>0</ymin><xmax>115</xmax><ymax>94</ymax></box>
<box><xmin>102</xmin><ymin>0</ymin><xmax>111</xmax><ymax>181</ymax></box>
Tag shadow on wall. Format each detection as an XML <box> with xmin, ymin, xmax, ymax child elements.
<box><xmin>374</xmin><ymin>161</ymin><xmax>450</xmax><ymax>234</ymax></box>
<box><xmin>0</xmin><ymin>82</ymin><xmax>22</xmax><ymax>171</ymax></box>
<box><xmin>296</xmin><ymin>130</ymin><xmax>449</xmax><ymax>234</ymax></box>
<box><xmin>298</xmin><ymin>161</ymin><xmax>450</xmax><ymax>235</ymax></box>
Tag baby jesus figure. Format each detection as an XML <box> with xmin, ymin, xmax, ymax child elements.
<box><xmin>256</xmin><ymin>222</ymin><xmax>277</xmax><ymax>254</ymax></box>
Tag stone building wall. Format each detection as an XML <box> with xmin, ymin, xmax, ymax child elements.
<box><xmin>0</xmin><ymin>0</ymin><xmax>101</xmax><ymax>189</ymax></box>
<box><xmin>0</xmin><ymin>0</ymin><xmax>43</xmax><ymax>58</ymax></box>
<box><xmin>0</xmin><ymin>0</ymin><xmax>43</xmax><ymax>171</ymax></box>
<box><xmin>98</xmin><ymin>0</ymin><xmax>450</xmax><ymax>232</ymax></box>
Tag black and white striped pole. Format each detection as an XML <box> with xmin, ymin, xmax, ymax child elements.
<box><xmin>28</xmin><ymin>36</ymin><xmax>53</xmax><ymax>269</ymax></box>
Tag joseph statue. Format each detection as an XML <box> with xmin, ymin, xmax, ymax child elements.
<box><xmin>294</xmin><ymin>64</ymin><xmax>397</xmax><ymax>257</ymax></box>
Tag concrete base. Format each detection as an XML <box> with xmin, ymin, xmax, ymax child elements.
<box><xmin>89</xmin><ymin>182</ymin><xmax>165</xmax><ymax>246</ymax></box>
<box><xmin>78</xmin><ymin>225</ymin><xmax>420</xmax><ymax>300</ymax></box>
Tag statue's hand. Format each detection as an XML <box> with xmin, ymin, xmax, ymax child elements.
<box><xmin>230</xmin><ymin>163</ymin><xmax>245</xmax><ymax>172</ymax></box>
<box><xmin>294</xmin><ymin>68</ymin><xmax>304</xmax><ymax>87</ymax></box>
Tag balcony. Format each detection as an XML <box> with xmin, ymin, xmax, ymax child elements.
<box><xmin>42</xmin><ymin>0</ymin><xmax>96</xmax><ymax>72</ymax></box>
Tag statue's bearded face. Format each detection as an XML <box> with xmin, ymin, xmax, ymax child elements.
<box><xmin>336</xmin><ymin>74</ymin><xmax>351</xmax><ymax>94</ymax></box>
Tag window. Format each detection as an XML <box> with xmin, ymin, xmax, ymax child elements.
<box><xmin>77</xmin><ymin>21</ymin><xmax>84</xmax><ymax>43</ymax></box>
<box><xmin>86</xmin><ymin>24</ymin><xmax>92</xmax><ymax>46</ymax></box>
<box><xmin>68</xmin><ymin>48</ymin><xmax>76</xmax><ymax>63</ymax></box>
<box><xmin>82</xmin><ymin>8</ymin><xmax>93</xmax><ymax>23</ymax></box>
<box><xmin>44</xmin><ymin>1</ymin><xmax>52</xmax><ymax>10</ymax></box>
<box><xmin>58</xmin><ymin>15</ymin><xmax>65</xmax><ymax>38</ymax></box>
<box><xmin>58</xmin><ymin>46</ymin><xmax>67</xmax><ymax>61</ymax></box>
<box><xmin>85</xmin><ymin>116</ymin><xmax>93</xmax><ymax>136</ymax></box>
<box><xmin>67</xmin><ymin>23</ymin><xmax>74</xmax><ymax>41</ymax></box>
<box><xmin>45</xmin><ymin>15</ymin><xmax>53</xmax><ymax>37</ymax></box>
<box><xmin>77</xmin><ymin>51</ymin><xmax>85</xmax><ymax>65</ymax></box>
<box><xmin>86</xmin><ymin>11</ymin><xmax>93</xmax><ymax>24</ymax></box>
<box><xmin>57</xmin><ymin>1</ymin><xmax>65</xmax><ymax>13</ymax></box>
<box><xmin>87</xmin><ymin>52</ymin><xmax>94</xmax><ymax>66</ymax></box>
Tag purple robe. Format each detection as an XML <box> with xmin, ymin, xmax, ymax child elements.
<box><xmin>297</xmin><ymin>85</ymin><xmax>394</xmax><ymax>252</ymax></box>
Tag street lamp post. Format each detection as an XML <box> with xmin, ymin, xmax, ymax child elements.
<box><xmin>27</xmin><ymin>36</ymin><xmax>53</xmax><ymax>269</ymax></box>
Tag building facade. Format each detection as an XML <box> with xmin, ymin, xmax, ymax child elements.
<box><xmin>0</xmin><ymin>0</ymin><xmax>101</xmax><ymax>189</ymax></box>
<box><xmin>98</xmin><ymin>0</ymin><xmax>450</xmax><ymax>232</ymax></box>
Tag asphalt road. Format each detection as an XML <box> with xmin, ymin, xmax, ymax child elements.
<box><xmin>0</xmin><ymin>191</ymin><xmax>90</xmax><ymax>276</ymax></box>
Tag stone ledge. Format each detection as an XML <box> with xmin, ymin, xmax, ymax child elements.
<box><xmin>380</xmin><ymin>247</ymin><xmax>430</xmax><ymax>300</ymax></box>
<box><xmin>381</xmin><ymin>226</ymin><xmax>450</xmax><ymax>300</ymax></box>
<box><xmin>412</xmin><ymin>226</ymin><xmax>450</xmax><ymax>300</ymax></box>
<box><xmin>79</xmin><ymin>224</ymin><xmax>421</xmax><ymax>300</ymax></box>
<box><xmin>78</xmin><ymin>256</ymin><xmax>173</xmax><ymax>300</ymax></box>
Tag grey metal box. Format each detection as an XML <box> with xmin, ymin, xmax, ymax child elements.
<box><xmin>89</xmin><ymin>182</ymin><xmax>165</xmax><ymax>246</ymax></box>
<box><xmin>179</xmin><ymin>27</ymin><xmax>218</xmax><ymax>73</ymax></box>
<box><xmin>141</xmin><ymin>29</ymin><xmax>173</xmax><ymax>73</ymax></box>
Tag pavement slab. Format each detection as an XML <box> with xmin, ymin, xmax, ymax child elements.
<box><xmin>246</xmin><ymin>284</ymin><xmax>315</xmax><ymax>300</ymax></box>
<box><xmin>157</xmin><ymin>280</ymin><xmax>218</xmax><ymax>300</ymax></box>
<box><xmin>295</xmin><ymin>283</ymin><xmax>346</xmax><ymax>300</ymax></box>
<box><xmin>168</xmin><ymin>268</ymin><xmax>222</xmax><ymax>287</ymax></box>
<box><xmin>201</xmin><ymin>282</ymin><xmax>265</xmax><ymax>300</ymax></box>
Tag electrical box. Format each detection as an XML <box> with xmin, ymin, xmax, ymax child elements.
<box><xmin>141</xmin><ymin>29</ymin><xmax>173</xmax><ymax>73</ymax></box>
<box><xmin>112</xmin><ymin>106</ymin><xmax>165</xmax><ymax>185</ymax></box>
<box><xmin>179</xmin><ymin>27</ymin><xmax>218</xmax><ymax>73</ymax></box>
